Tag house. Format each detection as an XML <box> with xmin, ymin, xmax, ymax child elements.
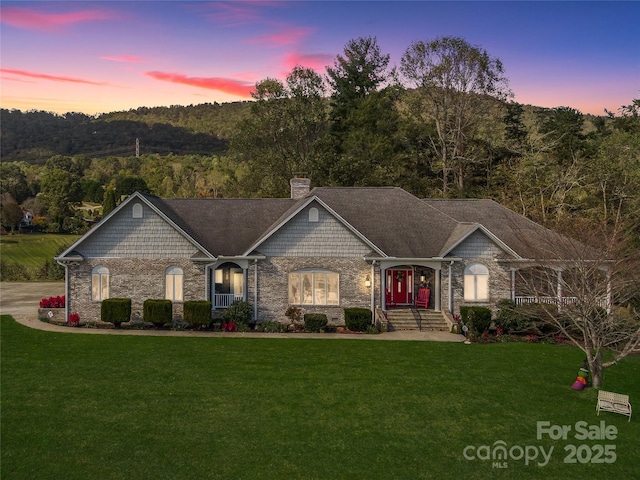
<box><xmin>55</xmin><ymin>178</ymin><xmax>602</xmax><ymax>328</ymax></box>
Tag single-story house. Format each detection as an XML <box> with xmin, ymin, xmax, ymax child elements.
<box><xmin>55</xmin><ymin>178</ymin><xmax>602</xmax><ymax>328</ymax></box>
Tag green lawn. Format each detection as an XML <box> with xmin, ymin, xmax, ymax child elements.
<box><xmin>1</xmin><ymin>315</ymin><xmax>638</xmax><ymax>479</ymax></box>
<box><xmin>0</xmin><ymin>234</ymin><xmax>80</xmax><ymax>268</ymax></box>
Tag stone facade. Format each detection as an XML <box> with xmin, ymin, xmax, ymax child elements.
<box><xmin>255</xmin><ymin>256</ymin><xmax>371</xmax><ymax>324</ymax></box>
<box><xmin>68</xmin><ymin>258</ymin><xmax>206</xmax><ymax>323</ymax></box>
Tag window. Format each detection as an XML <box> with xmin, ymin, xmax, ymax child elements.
<box><xmin>92</xmin><ymin>266</ymin><xmax>109</xmax><ymax>301</ymax></box>
<box><xmin>165</xmin><ymin>266</ymin><xmax>184</xmax><ymax>301</ymax></box>
<box><xmin>289</xmin><ymin>270</ymin><xmax>339</xmax><ymax>306</ymax></box>
<box><xmin>309</xmin><ymin>207</ymin><xmax>319</xmax><ymax>222</ymax></box>
<box><xmin>132</xmin><ymin>203</ymin><xmax>143</xmax><ymax>218</ymax></box>
<box><xmin>464</xmin><ymin>263</ymin><xmax>489</xmax><ymax>301</ymax></box>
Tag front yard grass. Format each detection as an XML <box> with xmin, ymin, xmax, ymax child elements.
<box><xmin>1</xmin><ymin>315</ymin><xmax>638</xmax><ymax>479</ymax></box>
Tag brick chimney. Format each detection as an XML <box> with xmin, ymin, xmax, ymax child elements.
<box><xmin>290</xmin><ymin>177</ymin><xmax>311</xmax><ymax>199</ymax></box>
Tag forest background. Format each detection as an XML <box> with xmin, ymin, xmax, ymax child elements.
<box><xmin>1</xmin><ymin>37</ymin><xmax>639</xmax><ymax>254</ymax></box>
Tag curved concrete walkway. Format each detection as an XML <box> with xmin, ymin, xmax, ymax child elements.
<box><xmin>0</xmin><ymin>282</ymin><xmax>465</xmax><ymax>342</ymax></box>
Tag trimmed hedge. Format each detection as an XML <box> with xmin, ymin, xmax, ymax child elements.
<box><xmin>101</xmin><ymin>298</ymin><xmax>131</xmax><ymax>328</ymax></box>
<box><xmin>184</xmin><ymin>301</ymin><xmax>212</xmax><ymax>328</ymax></box>
<box><xmin>304</xmin><ymin>313</ymin><xmax>328</xmax><ymax>333</ymax></box>
<box><xmin>143</xmin><ymin>299</ymin><xmax>172</xmax><ymax>328</ymax></box>
<box><xmin>460</xmin><ymin>306</ymin><xmax>492</xmax><ymax>335</ymax></box>
<box><xmin>345</xmin><ymin>308</ymin><xmax>372</xmax><ymax>332</ymax></box>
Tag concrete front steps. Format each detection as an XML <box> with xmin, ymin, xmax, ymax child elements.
<box><xmin>386</xmin><ymin>309</ymin><xmax>450</xmax><ymax>332</ymax></box>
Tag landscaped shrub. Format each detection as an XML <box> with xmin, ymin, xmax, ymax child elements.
<box><xmin>344</xmin><ymin>308</ymin><xmax>371</xmax><ymax>332</ymax></box>
<box><xmin>460</xmin><ymin>306</ymin><xmax>492</xmax><ymax>335</ymax></box>
<box><xmin>101</xmin><ymin>298</ymin><xmax>132</xmax><ymax>328</ymax></box>
<box><xmin>223</xmin><ymin>300</ymin><xmax>253</xmax><ymax>327</ymax></box>
<box><xmin>68</xmin><ymin>312</ymin><xmax>80</xmax><ymax>327</ymax></box>
<box><xmin>183</xmin><ymin>301</ymin><xmax>212</xmax><ymax>329</ymax></box>
<box><xmin>143</xmin><ymin>299</ymin><xmax>173</xmax><ymax>328</ymax></box>
<box><xmin>285</xmin><ymin>305</ymin><xmax>303</xmax><ymax>323</ymax></box>
<box><xmin>256</xmin><ymin>320</ymin><xmax>286</xmax><ymax>333</ymax></box>
<box><xmin>495</xmin><ymin>299</ymin><xmax>534</xmax><ymax>333</ymax></box>
<box><xmin>304</xmin><ymin>313</ymin><xmax>328</xmax><ymax>332</ymax></box>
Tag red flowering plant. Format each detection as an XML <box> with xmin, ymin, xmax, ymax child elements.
<box><xmin>68</xmin><ymin>312</ymin><xmax>80</xmax><ymax>327</ymax></box>
<box><xmin>496</xmin><ymin>326</ymin><xmax>504</xmax><ymax>337</ymax></box>
<box><xmin>39</xmin><ymin>295</ymin><xmax>65</xmax><ymax>308</ymax></box>
<box><xmin>222</xmin><ymin>321</ymin><xmax>237</xmax><ymax>332</ymax></box>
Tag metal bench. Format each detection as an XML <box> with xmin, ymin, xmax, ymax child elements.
<box><xmin>596</xmin><ymin>390</ymin><xmax>632</xmax><ymax>422</ymax></box>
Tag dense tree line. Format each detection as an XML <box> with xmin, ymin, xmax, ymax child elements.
<box><xmin>1</xmin><ymin>36</ymin><xmax>638</xmax><ymax>247</ymax></box>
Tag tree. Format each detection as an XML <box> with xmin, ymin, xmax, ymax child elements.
<box><xmin>515</xmin><ymin>222</ymin><xmax>640</xmax><ymax>388</ymax></box>
<box><xmin>0</xmin><ymin>201</ymin><xmax>23</xmax><ymax>231</ymax></box>
<box><xmin>321</xmin><ymin>36</ymin><xmax>401</xmax><ymax>186</ymax></box>
<box><xmin>39</xmin><ymin>167</ymin><xmax>83</xmax><ymax>225</ymax></box>
<box><xmin>0</xmin><ymin>162</ymin><xmax>31</xmax><ymax>203</ymax></box>
<box><xmin>102</xmin><ymin>189</ymin><xmax>117</xmax><ymax>216</ymax></box>
<box><xmin>400</xmin><ymin>36</ymin><xmax>512</xmax><ymax>194</ymax></box>
<box><xmin>230</xmin><ymin>66</ymin><xmax>329</xmax><ymax>197</ymax></box>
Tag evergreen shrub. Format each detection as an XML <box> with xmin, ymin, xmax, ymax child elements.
<box><xmin>304</xmin><ymin>313</ymin><xmax>328</xmax><ymax>332</ymax></box>
<box><xmin>143</xmin><ymin>299</ymin><xmax>173</xmax><ymax>328</ymax></box>
<box><xmin>344</xmin><ymin>308</ymin><xmax>372</xmax><ymax>332</ymax></box>
<box><xmin>184</xmin><ymin>301</ymin><xmax>212</xmax><ymax>328</ymax></box>
<box><xmin>101</xmin><ymin>298</ymin><xmax>131</xmax><ymax>328</ymax></box>
<box><xmin>460</xmin><ymin>306</ymin><xmax>492</xmax><ymax>334</ymax></box>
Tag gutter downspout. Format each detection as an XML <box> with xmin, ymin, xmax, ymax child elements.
<box><xmin>56</xmin><ymin>260</ymin><xmax>69</xmax><ymax>322</ymax></box>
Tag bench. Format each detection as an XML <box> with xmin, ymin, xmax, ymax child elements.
<box><xmin>596</xmin><ymin>390</ymin><xmax>632</xmax><ymax>422</ymax></box>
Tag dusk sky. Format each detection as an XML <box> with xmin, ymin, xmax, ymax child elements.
<box><xmin>1</xmin><ymin>1</ymin><xmax>638</xmax><ymax>116</ymax></box>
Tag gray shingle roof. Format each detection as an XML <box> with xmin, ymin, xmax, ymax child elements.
<box><xmin>97</xmin><ymin>190</ymin><xmax>586</xmax><ymax>261</ymax></box>
<box><xmin>423</xmin><ymin>199</ymin><xmax>581</xmax><ymax>259</ymax></box>
<box><xmin>145</xmin><ymin>195</ymin><xmax>296</xmax><ymax>256</ymax></box>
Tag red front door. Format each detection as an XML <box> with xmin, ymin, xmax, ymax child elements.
<box><xmin>386</xmin><ymin>269</ymin><xmax>413</xmax><ymax>306</ymax></box>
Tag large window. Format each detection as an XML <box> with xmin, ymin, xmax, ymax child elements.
<box><xmin>289</xmin><ymin>270</ymin><xmax>339</xmax><ymax>306</ymax></box>
<box><xmin>91</xmin><ymin>266</ymin><xmax>109</xmax><ymax>301</ymax></box>
<box><xmin>464</xmin><ymin>263</ymin><xmax>489</xmax><ymax>301</ymax></box>
<box><xmin>165</xmin><ymin>266</ymin><xmax>184</xmax><ymax>302</ymax></box>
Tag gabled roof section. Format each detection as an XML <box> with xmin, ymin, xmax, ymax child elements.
<box><xmin>439</xmin><ymin>222</ymin><xmax>521</xmax><ymax>258</ymax></box>
<box><xmin>309</xmin><ymin>187</ymin><xmax>461</xmax><ymax>258</ymax></box>
<box><xmin>56</xmin><ymin>192</ymin><xmax>214</xmax><ymax>260</ymax></box>
<box><xmin>243</xmin><ymin>195</ymin><xmax>386</xmax><ymax>256</ymax></box>
<box><xmin>423</xmin><ymin>199</ymin><xmax>583</xmax><ymax>260</ymax></box>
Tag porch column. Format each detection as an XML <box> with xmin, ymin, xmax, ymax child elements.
<box><xmin>381</xmin><ymin>266</ymin><xmax>387</xmax><ymax>310</ymax></box>
<box><xmin>370</xmin><ymin>261</ymin><xmax>376</xmax><ymax>322</ymax></box>
<box><xmin>447</xmin><ymin>262</ymin><xmax>453</xmax><ymax>312</ymax></box>
<box><xmin>606</xmin><ymin>267</ymin><xmax>612</xmax><ymax>314</ymax></box>
<box><xmin>434</xmin><ymin>268</ymin><xmax>441</xmax><ymax>312</ymax></box>
<box><xmin>557</xmin><ymin>269</ymin><xmax>563</xmax><ymax>307</ymax></box>
<box><xmin>253</xmin><ymin>259</ymin><xmax>258</xmax><ymax>322</ymax></box>
<box><xmin>510</xmin><ymin>268</ymin><xmax>516</xmax><ymax>302</ymax></box>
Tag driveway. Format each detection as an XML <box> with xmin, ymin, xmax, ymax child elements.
<box><xmin>0</xmin><ymin>282</ymin><xmax>65</xmax><ymax>320</ymax></box>
<box><xmin>0</xmin><ymin>281</ymin><xmax>466</xmax><ymax>341</ymax></box>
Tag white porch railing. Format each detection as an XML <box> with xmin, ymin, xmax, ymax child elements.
<box><xmin>213</xmin><ymin>294</ymin><xmax>243</xmax><ymax>309</ymax></box>
<box><xmin>515</xmin><ymin>296</ymin><xmax>608</xmax><ymax>308</ymax></box>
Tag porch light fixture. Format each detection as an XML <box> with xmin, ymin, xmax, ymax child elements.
<box><xmin>364</xmin><ymin>275</ymin><xmax>371</xmax><ymax>288</ymax></box>
<box><xmin>420</xmin><ymin>274</ymin><xmax>426</xmax><ymax>283</ymax></box>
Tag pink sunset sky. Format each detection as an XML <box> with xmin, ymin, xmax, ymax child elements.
<box><xmin>1</xmin><ymin>1</ymin><xmax>638</xmax><ymax>116</ymax></box>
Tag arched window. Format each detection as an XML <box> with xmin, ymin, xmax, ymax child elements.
<box><xmin>132</xmin><ymin>203</ymin><xmax>143</xmax><ymax>218</ymax></box>
<box><xmin>92</xmin><ymin>266</ymin><xmax>109</xmax><ymax>301</ymax></box>
<box><xmin>289</xmin><ymin>269</ymin><xmax>339</xmax><ymax>306</ymax></box>
<box><xmin>309</xmin><ymin>207</ymin><xmax>319</xmax><ymax>222</ymax></box>
<box><xmin>165</xmin><ymin>266</ymin><xmax>184</xmax><ymax>302</ymax></box>
<box><xmin>464</xmin><ymin>263</ymin><xmax>489</xmax><ymax>301</ymax></box>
